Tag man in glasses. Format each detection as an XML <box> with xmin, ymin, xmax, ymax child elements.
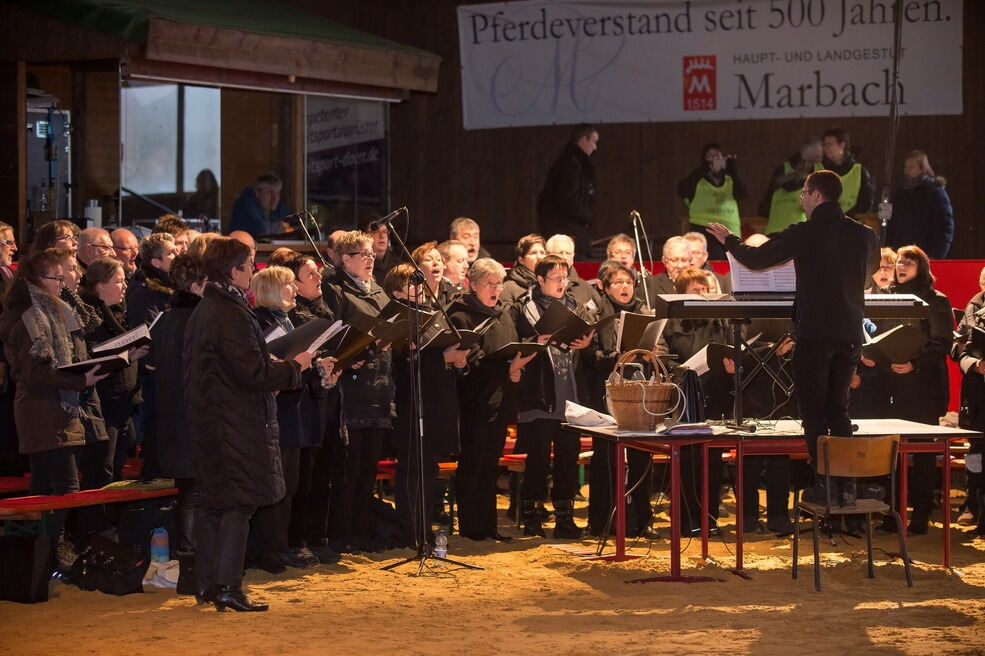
<box><xmin>111</xmin><ymin>228</ymin><xmax>140</xmax><ymax>279</ymax></box>
<box><xmin>708</xmin><ymin>170</ymin><xmax>880</xmax><ymax>506</ymax></box>
<box><xmin>77</xmin><ymin>228</ymin><xmax>115</xmax><ymax>274</ymax></box>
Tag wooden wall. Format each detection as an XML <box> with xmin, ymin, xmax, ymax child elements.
<box><xmin>295</xmin><ymin>0</ymin><xmax>985</xmax><ymax>260</ymax></box>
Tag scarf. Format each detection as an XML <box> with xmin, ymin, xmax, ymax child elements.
<box><xmin>464</xmin><ymin>292</ymin><xmax>502</xmax><ymax>318</ymax></box>
<box><xmin>62</xmin><ymin>287</ymin><xmax>102</xmax><ymax>334</ymax></box>
<box><xmin>210</xmin><ymin>280</ymin><xmax>251</xmax><ymax>307</ymax></box>
<box><xmin>22</xmin><ymin>282</ymin><xmax>83</xmax><ymax>417</ymax></box>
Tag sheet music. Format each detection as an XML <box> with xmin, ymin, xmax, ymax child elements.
<box><xmin>727</xmin><ymin>252</ymin><xmax>796</xmax><ymax>293</ymax></box>
<box><xmin>264</xmin><ymin>326</ymin><xmax>288</xmax><ymax>343</ymax></box>
<box><xmin>306</xmin><ymin>320</ymin><xmax>345</xmax><ymax>354</ymax></box>
<box><xmin>147</xmin><ymin>310</ymin><xmax>164</xmax><ymax>330</ymax></box>
<box><xmin>682</xmin><ymin>332</ymin><xmax>761</xmax><ymax>376</ymax></box>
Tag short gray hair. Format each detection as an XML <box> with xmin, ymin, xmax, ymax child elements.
<box><xmin>662</xmin><ymin>235</ymin><xmax>691</xmax><ymax>258</ymax></box>
<box><xmin>450</xmin><ymin>217</ymin><xmax>479</xmax><ymax>238</ymax></box>
<box><xmin>546</xmin><ymin>234</ymin><xmax>575</xmax><ymax>253</ymax></box>
<box><xmin>468</xmin><ymin>257</ymin><xmax>506</xmax><ymax>287</ymax></box>
<box><xmin>682</xmin><ymin>231</ymin><xmax>708</xmax><ymax>253</ymax></box>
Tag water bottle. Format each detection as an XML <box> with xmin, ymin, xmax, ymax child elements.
<box><xmin>150</xmin><ymin>527</ymin><xmax>170</xmax><ymax>563</ymax></box>
<box><xmin>434</xmin><ymin>529</ymin><xmax>448</xmax><ymax>559</ymax></box>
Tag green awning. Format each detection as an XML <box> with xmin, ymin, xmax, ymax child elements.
<box><xmin>13</xmin><ymin>0</ymin><xmax>441</xmax><ymax>93</ymax></box>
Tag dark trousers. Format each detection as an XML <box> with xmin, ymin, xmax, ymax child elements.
<box><xmin>137</xmin><ymin>371</ymin><xmax>160</xmax><ymax>480</ymax></box>
<box><xmin>395</xmin><ymin>424</ymin><xmax>441</xmax><ymax>545</ymax></box>
<box><xmin>792</xmin><ymin>338</ymin><xmax>860</xmax><ymax>467</ymax></box>
<box><xmin>251</xmin><ymin>446</ymin><xmax>298</xmax><ymax>557</ymax></box>
<box><xmin>588</xmin><ymin>437</ymin><xmax>653</xmax><ymax>535</ymax></box>
<box><xmin>196</xmin><ymin>505</ymin><xmax>254</xmax><ymax>589</ymax></box>
<box><xmin>457</xmin><ymin>419</ymin><xmax>508</xmax><ymax>539</ymax></box>
<box><xmin>742</xmin><ymin>456</ymin><xmax>791</xmax><ymax>520</ymax></box>
<box><xmin>112</xmin><ymin>418</ymin><xmax>135</xmax><ymax>482</ymax></box>
<box><xmin>305</xmin><ymin>430</ymin><xmax>337</xmax><ymax>544</ymax></box>
<box><xmin>909</xmin><ymin>453</ymin><xmax>936</xmax><ymax>523</ymax></box>
<box><xmin>518</xmin><ymin>418</ymin><xmax>580</xmax><ymax>503</ymax></box>
<box><xmin>288</xmin><ymin>446</ymin><xmax>320</xmax><ymax>547</ymax></box>
<box><xmin>680</xmin><ymin>445</ymin><xmax>724</xmax><ymax>529</ymax></box>
<box><xmin>328</xmin><ymin>426</ymin><xmax>384</xmax><ymax>541</ymax></box>
<box><xmin>29</xmin><ymin>448</ymin><xmax>79</xmax><ymax>539</ymax></box>
<box><xmin>76</xmin><ymin>435</ymin><xmax>115</xmax><ymax>491</ymax></box>
<box><xmin>175</xmin><ymin>478</ymin><xmax>199</xmax><ymax>553</ymax></box>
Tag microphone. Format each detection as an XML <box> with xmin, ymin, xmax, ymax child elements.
<box><xmin>369</xmin><ymin>207</ymin><xmax>407</xmax><ymax>232</ymax></box>
<box><xmin>630</xmin><ymin>209</ymin><xmax>641</xmax><ymax>224</ymax></box>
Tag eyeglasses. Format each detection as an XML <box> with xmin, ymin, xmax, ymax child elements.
<box><xmin>56</xmin><ymin>235</ymin><xmax>79</xmax><ymax>244</ymax></box>
<box><xmin>896</xmin><ymin>259</ymin><xmax>917</xmax><ymax>268</ymax></box>
<box><xmin>800</xmin><ymin>189</ymin><xmax>814</xmax><ymax>198</ymax></box>
<box><xmin>41</xmin><ymin>275</ymin><xmax>65</xmax><ymax>284</ymax></box>
<box><xmin>544</xmin><ymin>275</ymin><xmax>568</xmax><ymax>284</ymax></box>
<box><xmin>0</xmin><ymin>239</ymin><xmax>16</xmax><ymax>247</ymax></box>
<box><xmin>609</xmin><ymin>249</ymin><xmax>634</xmax><ymax>258</ymax></box>
<box><xmin>664</xmin><ymin>258</ymin><xmax>691</xmax><ymax>266</ymax></box>
<box><xmin>113</xmin><ymin>246</ymin><xmax>138</xmax><ymax>254</ymax></box>
<box><xmin>608</xmin><ymin>279</ymin><xmax>634</xmax><ymax>287</ymax></box>
<box><xmin>477</xmin><ymin>281</ymin><xmax>504</xmax><ymax>290</ymax></box>
<box><xmin>878</xmin><ymin>264</ymin><xmax>895</xmax><ymax>272</ymax></box>
<box><xmin>94</xmin><ymin>244</ymin><xmax>114</xmax><ymax>253</ymax></box>
<box><xmin>345</xmin><ymin>250</ymin><xmax>375</xmax><ymax>260</ymax></box>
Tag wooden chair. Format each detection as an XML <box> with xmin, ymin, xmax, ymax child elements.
<box><xmin>792</xmin><ymin>434</ymin><xmax>913</xmax><ymax>591</ymax></box>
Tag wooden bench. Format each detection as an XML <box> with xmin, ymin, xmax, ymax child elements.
<box><xmin>0</xmin><ymin>475</ymin><xmax>31</xmax><ymax>497</ymax></box>
<box><xmin>0</xmin><ymin>486</ymin><xmax>179</xmax><ymax>521</ymax></box>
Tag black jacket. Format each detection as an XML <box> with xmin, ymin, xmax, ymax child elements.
<box><xmin>537</xmin><ymin>142</ymin><xmax>595</xmax><ymax>233</ymax></box>
<box><xmin>291</xmin><ymin>294</ymin><xmax>336</xmax><ymax>448</ymax></box>
<box><xmin>677</xmin><ymin>158</ymin><xmax>748</xmax><ymax>204</ymax></box>
<box><xmin>184</xmin><ymin>284</ymin><xmax>301</xmax><ymax>510</ymax></box>
<box><xmin>149</xmin><ymin>290</ymin><xmax>199</xmax><ymax>479</ymax></box>
<box><xmin>585</xmin><ymin>294</ymin><xmax>646</xmax><ymax>412</ymax></box>
<box><xmin>125</xmin><ymin>264</ymin><xmax>174</xmax><ymax>327</ymax></box>
<box><xmin>79</xmin><ymin>291</ymin><xmax>141</xmax><ymax>428</ymax></box>
<box><xmin>448</xmin><ymin>293</ymin><xmax>520</xmax><ymax>424</ymax></box>
<box><xmin>254</xmin><ymin>307</ymin><xmax>305</xmax><ymax>449</ymax></box>
<box><xmin>886</xmin><ymin>176</ymin><xmax>954</xmax><ymax>259</ymax></box>
<box><xmin>501</xmin><ymin>264</ymin><xmax>537</xmax><ymax>305</ymax></box>
<box><xmin>724</xmin><ymin>201</ymin><xmax>880</xmax><ymax>342</ymax></box>
<box><xmin>323</xmin><ymin>268</ymin><xmax>394</xmax><ymax>429</ymax></box>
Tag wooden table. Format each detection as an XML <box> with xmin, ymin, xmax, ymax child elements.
<box><xmin>566</xmin><ymin>419</ymin><xmax>981</xmax><ymax>580</ymax></box>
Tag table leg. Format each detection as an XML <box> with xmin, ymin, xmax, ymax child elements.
<box><xmin>616</xmin><ymin>444</ymin><xmax>626</xmax><ymax>558</ymax></box>
<box><xmin>943</xmin><ymin>440</ymin><xmax>951</xmax><ymax>569</ymax></box>
<box><xmin>735</xmin><ymin>440</ymin><xmax>745</xmax><ymax>573</ymax></box>
<box><xmin>900</xmin><ymin>451</ymin><xmax>909</xmax><ymax>528</ymax></box>
<box><xmin>671</xmin><ymin>442</ymin><xmax>681</xmax><ymax>577</ymax></box>
<box><xmin>701</xmin><ymin>443</ymin><xmax>709</xmax><ymax>560</ymax></box>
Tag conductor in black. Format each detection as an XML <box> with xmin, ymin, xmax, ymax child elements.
<box><xmin>707</xmin><ymin>170</ymin><xmax>880</xmax><ymax>503</ymax></box>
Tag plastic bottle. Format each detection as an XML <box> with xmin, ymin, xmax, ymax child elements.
<box><xmin>434</xmin><ymin>529</ymin><xmax>448</xmax><ymax>559</ymax></box>
<box><xmin>150</xmin><ymin>527</ymin><xmax>170</xmax><ymax>563</ymax></box>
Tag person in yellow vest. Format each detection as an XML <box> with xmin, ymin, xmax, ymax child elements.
<box><xmin>677</xmin><ymin>143</ymin><xmax>747</xmax><ymax>260</ymax></box>
<box><xmin>759</xmin><ymin>137</ymin><xmax>824</xmax><ymax>235</ymax></box>
<box><xmin>820</xmin><ymin>127</ymin><xmax>875</xmax><ymax>218</ymax></box>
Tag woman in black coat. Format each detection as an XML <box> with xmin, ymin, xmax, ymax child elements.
<box><xmin>585</xmin><ymin>262</ymin><xmax>654</xmax><ymax>537</ymax></box>
<box><xmin>322</xmin><ymin>231</ymin><xmax>395</xmax><ymax>552</ymax></box>
<box><xmin>885</xmin><ymin>151</ymin><xmax>954</xmax><ymax>259</ymax></box>
<box><xmin>147</xmin><ymin>254</ymin><xmax>205</xmax><ymax>596</ymax></box>
<box><xmin>283</xmin><ymin>254</ymin><xmax>340</xmax><ymax>563</ymax></box>
<box><xmin>184</xmin><ymin>237</ymin><xmax>311</xmax><ymax>612</ymax></box>
<box><xmin>869</xmin><ymin>245</ymin><xmax>952</xmax><ymax>535</ymax></box>
<box><xmin>448</xmin><ymin>258</ymin><xmax>532</xmax><ymax>541</ymax></box>
<box><xmin>500</xmin><ymin>233</ymin><xmax>547</xmax><ymax>305</ymax></box>
<box><xmin>249</xmin><ymin>265</ymin><xmax>316</xmax><ymax>572</ymax></box>
<box><xmin>80</xmin><ymin>258</ymin><xmax>145</xmax><ymax>483</ymax></box>
<box><xmin>384</xmin><ymin>263</ymin><xmax>469</xmax><ymax>548</ymax></box>
<box><xmin>511</xmin><ymin>255</ymin><xmax>595</xmax><ymax>539</ymax></box>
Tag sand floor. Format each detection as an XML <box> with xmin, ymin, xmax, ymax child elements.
<box><xmin>3</xmin><ymin>490</ymin><xmax>985</xmax><ymax>656</ymax></box>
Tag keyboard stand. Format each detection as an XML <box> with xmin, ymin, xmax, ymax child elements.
<box><xmin>725</xmin><ymin>321</ymin><xmax>794</xmax><ymax>430</ymax></box>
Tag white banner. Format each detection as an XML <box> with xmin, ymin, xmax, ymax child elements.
<box><xmin>457</xmin><ymin>0</ymin><xmax>963</xmax><ymax>129</ymax></box>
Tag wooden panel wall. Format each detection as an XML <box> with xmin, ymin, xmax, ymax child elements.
<box><xmin>0</xmin><ymin>62</ymin><xmax>26</xmax><ymax>240</ymax></box>
<box><xmin>295</xmin><ymin>0</ymin><xmax>985</xmax><ymax>260</ymax></box>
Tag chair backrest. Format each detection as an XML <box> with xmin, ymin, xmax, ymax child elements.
<box><xmin>817</xmin><ymin>435</ymin><xmax>900</xmax><ymax>478</ymax></box>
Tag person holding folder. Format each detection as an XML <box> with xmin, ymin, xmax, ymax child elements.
<box><xmin>511</xmin><ymin>254</ymin><xmax>595</xmax><ymax>538</ymax></box>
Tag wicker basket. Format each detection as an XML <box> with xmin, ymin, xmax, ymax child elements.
<box><xmin>605</xmin><ymin>349</ymin><xmax>679</xmax><ymax>431</ymax></box>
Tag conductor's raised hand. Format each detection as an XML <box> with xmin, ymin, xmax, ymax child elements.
<box><xmin>706</xmin><ymin>223</ymin><xmax>733</xmax><ymax>245</ymax></box>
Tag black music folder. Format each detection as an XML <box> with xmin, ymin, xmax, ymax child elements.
<box><xmin>92</xmin><ymin>310</ymin><xmax>162</xmax><ymax>355</ymax></box>
<box><xmin>59</xmin><ymin>351</ymin><xmax>130</xmax><ymax>376</ymax></box>
<box><xmin>534</xmin><ymin>301</ymin><xmax>617</xmax><ymax>350</ymax></box>
<box><xmin>615</xmin><ymin>312</ymin><xmax>666</xmax><ymax>352</ymax></box>
<box><xmin>862</xmin><ymin>324</ymin><xmax>926</xmax><ymax>365</ymax></box>
<box><xmin>423</xmin><ymin>316</ymin><xmax>494</xmax><ymax>351</ymax></box>
<box><xmin>483</xmin><ymin>341</ymin><xmax>547</xmax><ymax>360</ymax></box>
<box><xmin>266</xmin><ymin>318</ymin><xmax>344</xmax><ymax>360</ymax></box>
<box><xmin>965</xmin><ymin>326</ymin><xmax>985</xmax><ymax>359</ymax></box>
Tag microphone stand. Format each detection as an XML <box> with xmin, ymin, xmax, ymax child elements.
<box><xmin>630</xmin><ymin>211</ymin><xmax>652</xmax><ymax>310</ymax></box>
<box><xmin>294</xmin><ymin>210</ymin><xmax>330</xmax><ymax>269</ymax></box>
<box><xmin>379</xmin><ymin>207</ymin><xmax>481</xmax><ymax>575</ymax></box>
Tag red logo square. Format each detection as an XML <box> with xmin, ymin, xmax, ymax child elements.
<box><xmin>683</xmin><ymin>56</ymin><xmax>717</xmax><ymax>111</ymax></box>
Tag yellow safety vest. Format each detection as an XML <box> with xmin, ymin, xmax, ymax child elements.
<box><xmin>765</xmin><ymin>162</ymin><xmax>808</xmax><ymax>234</ymax></box>
<box><xmin>686</xmin><ymin>176</ymin><xmax>740</xmax><ymax>233</ymax></box>
<box><xmin>815</xmin><ymin>162</ymin><xmax>862</xmax><ymax>213</ymax></box>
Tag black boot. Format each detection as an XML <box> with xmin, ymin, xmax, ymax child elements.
<box><xmin>522</xmin><ymin>501</ymin><xmax>546</xmax><ymax>537</ymax></box>
<box><xmin>176</xmin><ymin>551</ymin><xmax>197</xmax><ymax>596</ymax></box>
<box><xmin>214</xmin><ymin>586</ymin><xmax>269</xmax><ymax>612</ymax></box>
<box><xmin>552</xmin><ymin>500</ymin><xmax>584</xmax><ymax>540</ymax></box>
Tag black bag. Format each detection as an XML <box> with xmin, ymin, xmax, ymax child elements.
<box><xmin>959</xmin><ymin>370</ymin><xmax>985</xmax><ymax>433</ymax></box>
<box><xmin>0</xmin><ymin>534</ymin><xmax>52</xmax><ymax>603</ymax></box>
<box><xmin>117</xmin><ymin>497</ymin><xmax>176</xmax><ymax>559</ymax></box>
<box><xmin>674</xmin><ymin>368</ymin><xmax>707</xmax><ymax>423</ymax></box>
<box><xmin>70</xmin><ymin>534</ymin><xmax>147</xmax><ymax>596</ymax></box>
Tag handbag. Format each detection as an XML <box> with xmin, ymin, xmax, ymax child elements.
<box><xmin>70</xmin><ymin>534</ymin><xmax>147</xmax><ymax>596</ymax></box>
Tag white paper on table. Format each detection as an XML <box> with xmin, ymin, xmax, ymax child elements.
<box><xmin>564</xmin><ymin>400</ymin><xmax>617</xmax><ymax>427</ymax></box>
<box><xmin>727</xmin><ymin>252</ymin><xmax>796</xmax><ymax>293</ymax></box>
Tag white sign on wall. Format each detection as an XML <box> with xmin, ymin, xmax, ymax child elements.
<box><xmin>457</xmin><ymin>0</ymin><xmax>963</xmax><ymax>129</ymax></box>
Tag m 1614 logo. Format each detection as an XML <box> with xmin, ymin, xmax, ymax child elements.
<box><xmin>683</xmin><ymin>56</ymin><xmax>716</xmax><ymax>111</ymax></box>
